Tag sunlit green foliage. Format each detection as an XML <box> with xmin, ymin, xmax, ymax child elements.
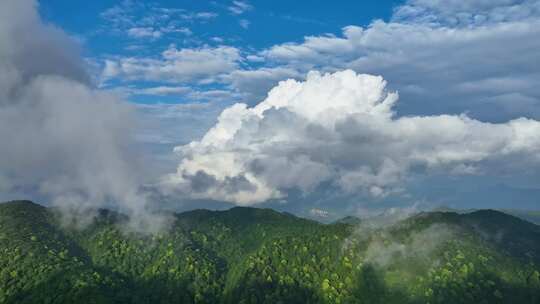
<box><xmin>1</xmin><ymin>200</ymin><xmax>539</xmax><ymax>303</ymax></box>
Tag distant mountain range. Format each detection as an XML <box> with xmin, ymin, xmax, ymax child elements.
<box><xmin>432</xmin><ymin>206</ymin><xmax>540</xmax><ymax>225</ymax></box>
<box><xmin>1</xmin><ymin>200</ymin><xmax>539</xmax><ymax>303</ymax></box>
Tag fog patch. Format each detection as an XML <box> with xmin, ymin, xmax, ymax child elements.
<box><xmin>364</xmin><ymin>224</ymin><xmax>456</xmax><ymax>268</ymax></box>
<box><xmin>0</xmin><ymin>0</ymin><xmax>168</xmax><ymax>234</ymax></box>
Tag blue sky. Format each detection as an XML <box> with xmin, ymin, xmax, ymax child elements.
<box><xmin>40</xmin><ymin>1</ymin><xmax>400</xmax><ymax>58</ymax></box>
<box><xmin>2</xmin><ymin>0</ymin><xmax>540</xmax><ymax>220</ymax></box>
<box><xmin>37</xmin><ymin>0</ymin><xmax>540</xmax><ymax>121</ymax></box>
<box><xmin>39</xmin><ymin>0</ymin><xmax>402</xmax><ymax>105</ymax></box>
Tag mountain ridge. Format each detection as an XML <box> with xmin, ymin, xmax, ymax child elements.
<box><xmin>1</xmin><ymin>200</ymin><xmax>539</xmax><ymax>303</ymax></box>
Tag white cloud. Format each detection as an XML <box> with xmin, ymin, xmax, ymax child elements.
<box><xmin>228</xmin><ymin>0</ymin><xmax>253</xmax><ymax>15</ymax></box>
<box><xmin>101</xmin><ymin>1</ymin><xmax>540</xmax><ymax>124</ymax></box>
<box><xmin>161</xmin><ymin>25</ymin><xmax>192</xmax><ymax>35</ymax></box>
<box><xmin>134</xmin><ymin>86</ymin><xmax>191</xmax><ymax>96</ymax></box>
<box><xmin>100</xmin><ymin>1</ymin><xmax>214</xmax><ymax>40</ymax></box>
<box><xmin>135</xmin><ymin>87</ymin><xmax>241</xmax><ymax>104</ymax></box>
<box><xmin>393</xmin><ymin>0</ymin><xmax>540</xmax><ymax>25</ymax></box>
<box><xmin>162</xmin><ymin>70</ymin><xmax>540</xmax><ymax>205</ymax></box>
<box><xmin>262</xmin><ymin>32</ymin><xmax>354</xmax><ymax>62</ymax></box>
<box><xmin>127</xmin><ymin>27</ymin><xmax>162</xmax><ymax>39</ymax></box>
<box><xmin>230</xmin><ymin>0</ymin><xmax>540</xmax><ymax>120</ymax></box>
<box><xmin>192</xmin><ymin>12</ymin><xmax>219</xmax><ymax>19</ymax></box>
<box><xmin>246</xmin><ymin>54</ymin><xmax>264</xmax><ymax>62</ymax></box>
<box><xmin>99</xmin><ymin>0</ymin><xmax>540</xmax><ymax>123</ymax></box>
<box><xmin>102</xmin><ymin>45</ymin><xmax>242</xmax><ymax>83</ymax></box>
<box><xmin>211</xmin><ymin>36</ymin><xmax>225</xmax><ymax>43</ymax></box>
<box><xmin>239</xmin><ymin>19</ymin><xmax>250</xmax><ymax>29</ymax></box>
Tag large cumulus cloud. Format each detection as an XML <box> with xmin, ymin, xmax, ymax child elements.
<box><xmin>0</xmin><ymin>0</ymin><xmax>165</xmax><ymax>231</ymax></box>
<box><xmin>163</xmin><ymin>70</ymin><xmax>540</xmax><ymax>205</ymax></box>
<box><xmin>233</xmin><ymin>0</ymin><xmax>540</xmax><ymax>121</ymax></box>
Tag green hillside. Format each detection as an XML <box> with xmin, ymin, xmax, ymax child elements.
<box><xmin>1</xmin><ymin>200</ymin><xmax>539</xmax><ymax>303</ymax></box>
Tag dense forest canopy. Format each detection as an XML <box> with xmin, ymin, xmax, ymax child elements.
<box><xmin>1</xmin><ymin>200</ymin><xmax>539</xmax><ymax>304</ymax></box>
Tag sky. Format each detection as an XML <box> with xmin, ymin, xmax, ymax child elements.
<box><xmin>1</xmin><ymin>0</ymin><xmax>540</xmax><ymax>222</ymax></box>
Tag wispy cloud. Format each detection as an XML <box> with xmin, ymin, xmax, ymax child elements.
<box><xmin>99</xmin><ymin>0</ymin><xmax>215</xmax><ymax>41</ymax></box>
<box><xmin>124</xmin><ymin>85</ymin><xmax>242</xmax><ymax>103</ymax></box>
<box><xmin>228</xmin><ymin>0</ymin><xmax>253</xmax><ymax>15</ymax></box>
<box><xmin>102</xmin><ymin>45</ymin><xmax>242</xmax><ymax>84</ymax></box>
<box><xmin>193</xmin><ymin>12</ymin><xmax>219</xmax><ymax>19</ymax></box>
<box><xmin>133</xmin><ymin>86</ymin><xmax>191</xmax><ymax>96</ymax></box>
<box><xmin>239</xmin><ymin>19</ymin><xmax>250</xmax><ymax>29</ymax></box>
<box><xmin>127</xmin><ymin>27</ymin><xmax>162</xmax><ymax>39</ymax></box>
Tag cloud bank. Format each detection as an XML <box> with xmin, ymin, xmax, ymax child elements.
<box><xmin>102</xmin><ymin>0</ymin><xmax>540</xmax><ymax>163</ymax></box>
<box><xmin>0</xmin><ymin>0</ymin><xmax>166</xmax><ymax>232</ymax></box>
<box><xmin>103</xmin><ymin>45</ymin><xmax>241</xmax><ymax>84</ymax></box>
<box><xmin>256</xmin><ymin>8</ymin><xmax>540</xmax><ymax>119</ymax></box>
<box><xmin>163</xmin><ymin>70</ymin><xmax>540</xmax><ymax>205</ymax></box>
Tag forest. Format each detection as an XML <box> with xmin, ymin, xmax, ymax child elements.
<box><xmin>0</xmin><ymin>200</ymin><xmax>539</xmax><ymax>303</ymax></box>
